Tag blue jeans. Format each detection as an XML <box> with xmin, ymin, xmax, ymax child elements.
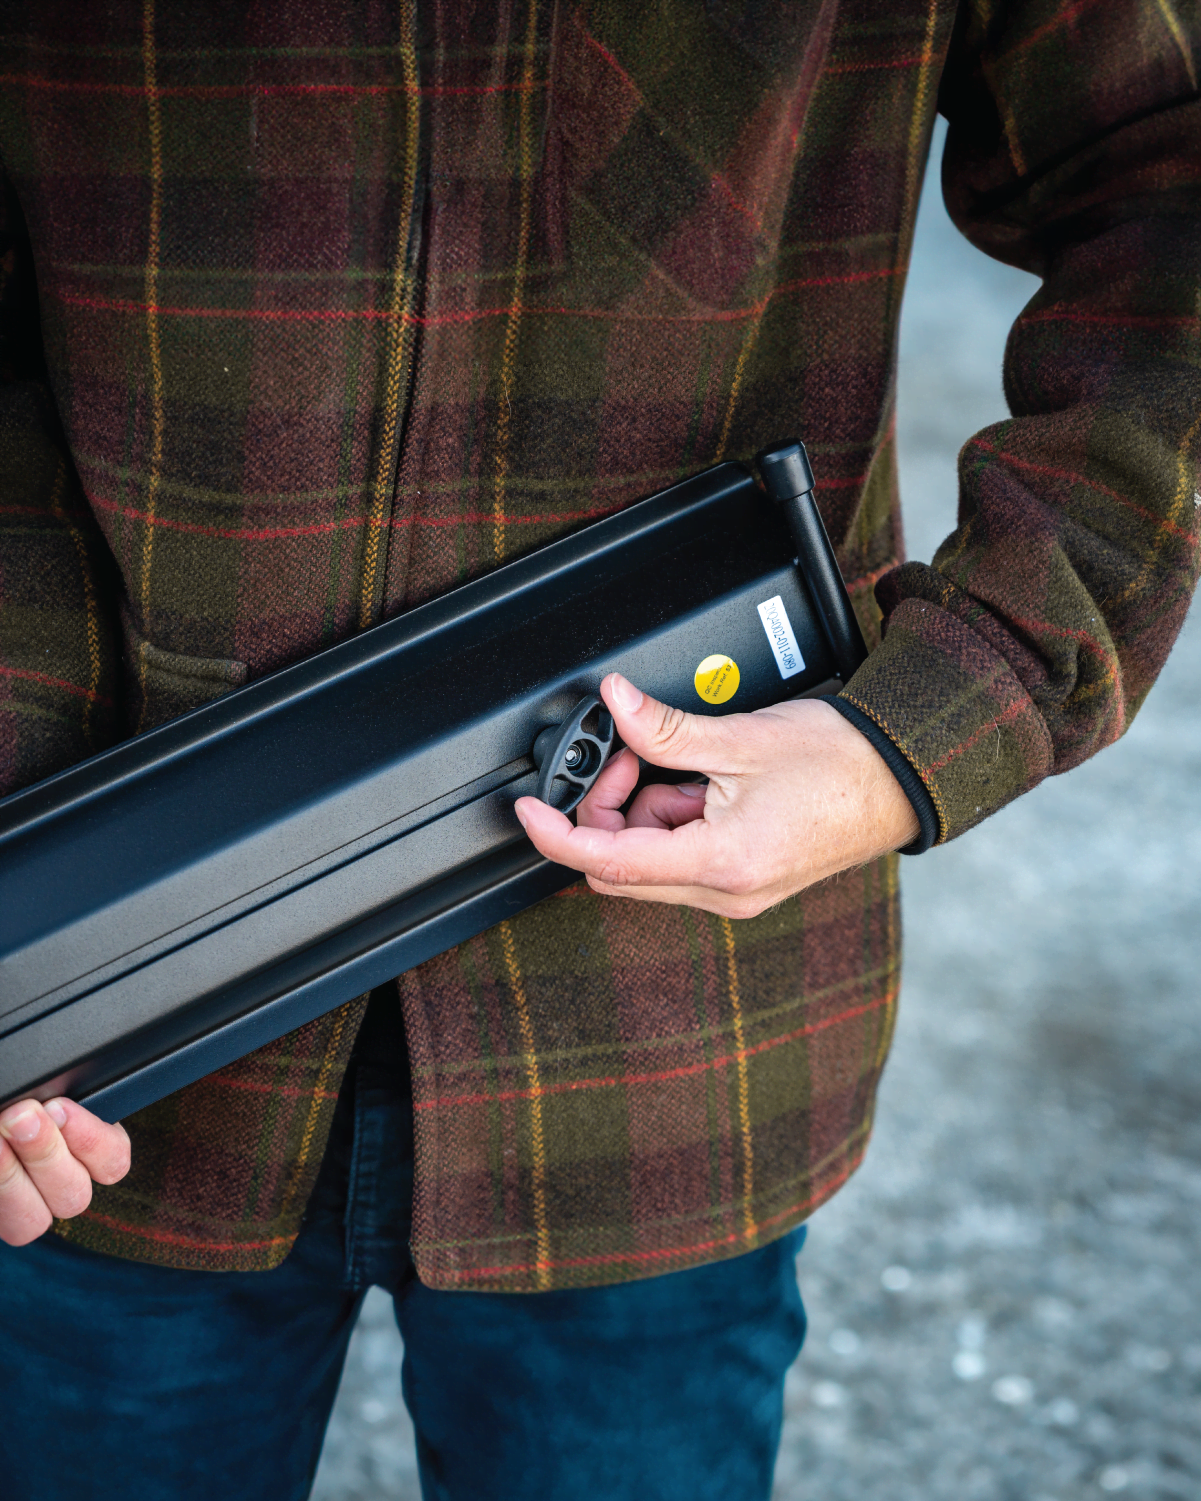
<box><xmin>0</xmin><ymin>998</ymin><xmax>806</xmax><ymax>1501</ymax></box>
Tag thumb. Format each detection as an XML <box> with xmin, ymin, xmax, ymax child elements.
<box><xmin>599</xmin><ymin>673</ymin><xmax>747</xmax><ymax>773</ymax></box>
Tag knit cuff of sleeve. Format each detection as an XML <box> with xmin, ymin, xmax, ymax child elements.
<box><xmin>819</xmin><ymin>696</ymin><xmax>939</xmax><ymax>855</ymax></box>
<box><xmin>832</xmin><ymin>595</ymin><xmax>1055</xmax><ymax>846</ymax></box>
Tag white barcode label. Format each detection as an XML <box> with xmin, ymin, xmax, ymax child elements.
<box><xmin>757</xmin><ymin>595</ymin><xmax>805</xmax><ymax>680</ymax></box>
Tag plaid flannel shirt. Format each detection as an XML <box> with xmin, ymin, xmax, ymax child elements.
<box><xmin>1</xmin><ymin>0</ymin><xmax>1197</xmax><ymax>1289</ymax></box>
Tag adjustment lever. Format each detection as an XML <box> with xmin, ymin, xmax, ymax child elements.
<box><xmin>532</xmin><ymin>696</ymin><xmax>615</xmax><ymax>813</ymax></box>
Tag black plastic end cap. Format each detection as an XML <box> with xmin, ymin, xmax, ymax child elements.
<box><xmin>756</xmin><ymin>440</ymin><xmax>815</xmax><ymax>504</ymax></box>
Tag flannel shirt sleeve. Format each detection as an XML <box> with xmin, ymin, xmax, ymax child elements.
<box><xmin>840</xmin><ymin>0</ymin><xmax>1201</xmax><ymax>844</ymax></box>
<box><xmin>0</xmin><ymin>175</ymin><xmax>119</xmax><ymax>797</ymax></box>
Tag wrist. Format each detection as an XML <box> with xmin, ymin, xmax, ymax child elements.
<box><xmin>820</xmin><ymin>695</ymin><xmax>937</xmax><ymax>853</ymax></box>
<box><xmin>767</xmin><ymin>698</ymin><xmax>921</xmax><ymax>881</ymax></box>
<box><xmin>798</xmin><ymin>699</ymin><xmax>921</xmax><ymax>860</ymax></box>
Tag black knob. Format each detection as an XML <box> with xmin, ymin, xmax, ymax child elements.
<box><xmin>531</xmin><ymin>696</ymin><xmax>615</xmax><ymax>813</ymax></box>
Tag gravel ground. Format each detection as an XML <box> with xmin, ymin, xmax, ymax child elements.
<box><xmin>311</xmin><ymin>122</ymin><xmax>1201</xmax><ymax>1501</ymax></box>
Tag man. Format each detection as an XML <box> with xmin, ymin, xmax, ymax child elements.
<box><xmin>0</xmin><ymin>1</ymin><xmax>1198</xmax><ymax>1496</ymax></box>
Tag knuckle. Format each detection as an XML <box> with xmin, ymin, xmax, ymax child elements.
<box><xmin>69</xmin><ymin>1118</ymin><xmax>104</xmax><ymax>1157</ymax></box>
<box><xmin>652</xmin><ymin>704</ymin><xmax>694</xmax><ymax>756</ymax></box>
<box><xmin>20</xmin><ymin>1133</ymin><xmax>66</xmax><ymax>1170</ymax></box>
<box><xmin>720</xmin><ymin>866</ymin><xmax>760</xmax><ymax>898</ymax></box>
<box><xmin>53</xmin><ymin>1178</ymin><xmax>93</xmax><ymax>1219</ymax></box>
<box><xmin>0</xmin><ymin>1149</ymin><xmax>24</xmax><ymax>1193</ymax></box>
<box><xmin>0</xmin><ymin>1204</ymin><xmax>52</xmax><ymax>1248</ymax></box>
<box><xmin>96</xmin><ymin>1140</ymin><xmax>132</xmax><ymax>1185</ymax></box>
<box><xmin>595</xmin><ymin>857</ymin><xmax>632</xmax><ymax>888</ymax></box>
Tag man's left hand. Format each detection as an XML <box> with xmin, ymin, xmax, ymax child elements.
<box><xmin>515</xmin><ymin>673</ymin><xmax>921</xmax><ymax>918</ymax></box>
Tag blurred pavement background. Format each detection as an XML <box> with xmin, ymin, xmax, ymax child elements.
<box><xmin>312</xmin><ymin>120</ymin><xmax>1201</xmax><ymax>1501</ymax></box>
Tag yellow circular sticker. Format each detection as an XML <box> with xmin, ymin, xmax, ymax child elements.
<box><xmin>694</xmin><ymin>653</ymin><xmax>740</xmax><ymax>705</ymax></box>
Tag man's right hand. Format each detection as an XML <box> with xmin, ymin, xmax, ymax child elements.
<box><xmin>0</xmin><ymin>1098</ymin><xmax>131</xmax><ymax>1246</ymax></box>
